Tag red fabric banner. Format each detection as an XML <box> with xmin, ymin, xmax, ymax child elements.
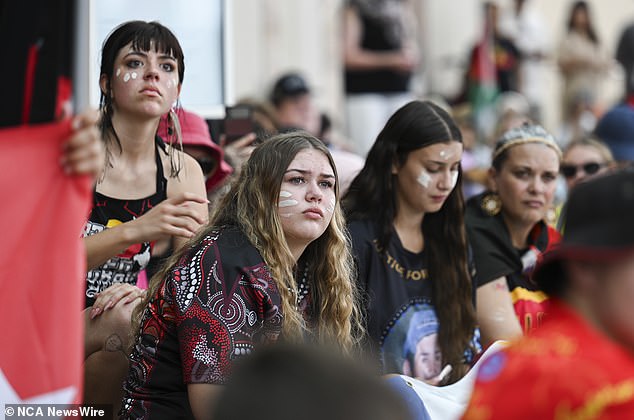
<box><xmin>0</xmin><ymin>121</ymin><xmax>92</xmax><ymax>404</ymax></box>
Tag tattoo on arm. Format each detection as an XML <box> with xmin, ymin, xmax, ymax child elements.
<box><xmin>104</xmin><ymin>333</ymin><xmax>129</xmax><ymax>358</ymax></box>
<box><xmin>493</xmin><ymin>282</ymin><xmax>507</xmax><ymax>291</ymax></box>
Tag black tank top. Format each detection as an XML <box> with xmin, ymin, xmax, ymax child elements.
<box><xmin>344</xmin><ymin>2</ymin><xmax>412</xmax><ymax>94</ymax></box>
<box><xmin>82</xmin><ymin>137</ymin><xmax>168</xmax><ymax>307</ymax></box>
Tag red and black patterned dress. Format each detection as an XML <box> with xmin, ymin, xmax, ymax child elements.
<box><xmin>120</xmin><ymin>225</ymin><xmax>290</xmax><ymax>419</ymax></box>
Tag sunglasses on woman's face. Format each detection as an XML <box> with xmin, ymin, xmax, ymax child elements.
<box><xmin>560</xmin><ymin>162</ymin><xmax>604</xmax><ymax>179</ymax></box>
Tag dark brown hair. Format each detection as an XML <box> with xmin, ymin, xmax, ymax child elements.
<box><xmin>98</xmin><ymin>20</ymin><xmax>185</xmax><ymax>176</ymax></box>
<box><xmin>343</xmin><ymin>100</ymin><xmax>477</xmax><ymax>383</ymax></box>
<box><xmin>567</xmin><ymin>1</ymin><xmax>598</xmax><ymax>44</ymax></box>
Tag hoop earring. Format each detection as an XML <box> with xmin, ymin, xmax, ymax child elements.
<box><xmin>481</xmin><ymin>193</ymin><xmax>502</xmax><ymax>216</ymax></box>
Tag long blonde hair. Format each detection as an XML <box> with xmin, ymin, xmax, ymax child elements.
<box><xmin>135</xmin><ymin>131</ymin><xmax>364</xmax><ymax>353</ymax></box>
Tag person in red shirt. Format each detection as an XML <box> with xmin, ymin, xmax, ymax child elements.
<box><xmin>463</xmin><ymin>168</ymin><xmax>634</xmax><ymax>419</ymax></box>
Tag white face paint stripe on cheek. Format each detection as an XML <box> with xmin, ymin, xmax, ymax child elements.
<box><xmin>279</xmin><ymin>190</ymin><xmax>298</xmax><ymax>207</ymax></box>
<box><xmin>417</xmin><ymin>170</ymin><xmax>431</xmax><ymax>188</ymax></box>
<box><xmin>279</xmin><ymin>200</ymin><xmax>299</xmax><ymax>208</ymax></box>
<box><xmin>326</xmin><ymin>198</ymin><xmax>335</xmax><ymax>213</ymax></box>
<box><xmin>116</xmin><ymin>68</ymin><xmax>121</xmax><ymax>77</ymax></box>
<box><xmin>450</xmin><ymin>171</ymin><xmax>459</xmax><ymax>190</ymax></box>
<box><xmin>167</xmin><ymin>78</ymin><xmax>178</xmax><ymax>89</ymax></box>
<box><xmin>123</xmin><ymin>73</ymin><xmax>131</xmax><ymax>82</ymax></box>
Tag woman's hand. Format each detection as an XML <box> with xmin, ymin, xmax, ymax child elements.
<box><xmin>126</xmin><ymin>192</ymin><xmax>209</xmax><ymax>243</ymax></box>
<box><xmin>89</xmin><ymin>283</ymin><xmax>146</xmax><ymax>319</ymax></box>
<box><xmin>392</xmin><ymin>45</ymin><xmax>419</xmax><ymax>73</ymax></box>
<box><xmin>60</xmin><ymin>109</ymin><xmax>104</xmax><ymax>179</ymax></box>
<box><xmin>221</xmin><ymin>132</ymin><xmax>257</xmax><ymax>174</ymax></box>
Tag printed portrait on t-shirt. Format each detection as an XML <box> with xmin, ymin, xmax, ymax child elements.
<box><xmin>382</xmin><ymin>302</ymin><xmax>441</xmax><ymax>379</ymax></box>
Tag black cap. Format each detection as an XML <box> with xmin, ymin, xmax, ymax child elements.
<box><xmin>533</xmin><ymin>168</ymin><xmax>634</xmax><ymax>293</ymax></box>
<box><xmin>271</xmin><ymin>73</ymin><xmax>310</xmax><ymax>106</ymax></box>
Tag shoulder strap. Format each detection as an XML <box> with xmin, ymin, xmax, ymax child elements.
<box><xmin>154</xmin><ymin>135</ymin><xmax>168</xmax><ymax>200</ymax></box>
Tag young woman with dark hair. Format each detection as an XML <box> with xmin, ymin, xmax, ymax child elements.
<box><xmin>121</xmin><ymin>131</ymin><xmax>364</xmax><ymax>419</ymax></box>
<box><xmin>343</xmin><ymin>100</ymin><xmax>479</xmax><ymax>385</ymax></box>
<box><xmin>82</xmin><ymin>20</ymin><xmax>208</xmax><ymax>410</ymax></box>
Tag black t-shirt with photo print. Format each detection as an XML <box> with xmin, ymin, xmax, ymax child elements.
<box><xmin>348</xmin><ymin>218</ymin><xmax>480</xmax><ymax>376</ymax></box>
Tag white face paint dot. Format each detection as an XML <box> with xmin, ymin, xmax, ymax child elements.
<box><xmin>417</xmin><ymin>170</ymin><xmax>431</xmax><ymax>188</ymax></box>
<box><xmin>123</xmin><ymin>73</ymin><xmax>131</xmax><ymax>82</ymax></box>
<box><xmin>131</xmin><ymin>72</ymin><xmax>138</xmax><ymax>79</ymax></box>
<box><xmin>439</xmin><ymin>150</ymin><xmax>453</xmax><ymax>161</ymax></box>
